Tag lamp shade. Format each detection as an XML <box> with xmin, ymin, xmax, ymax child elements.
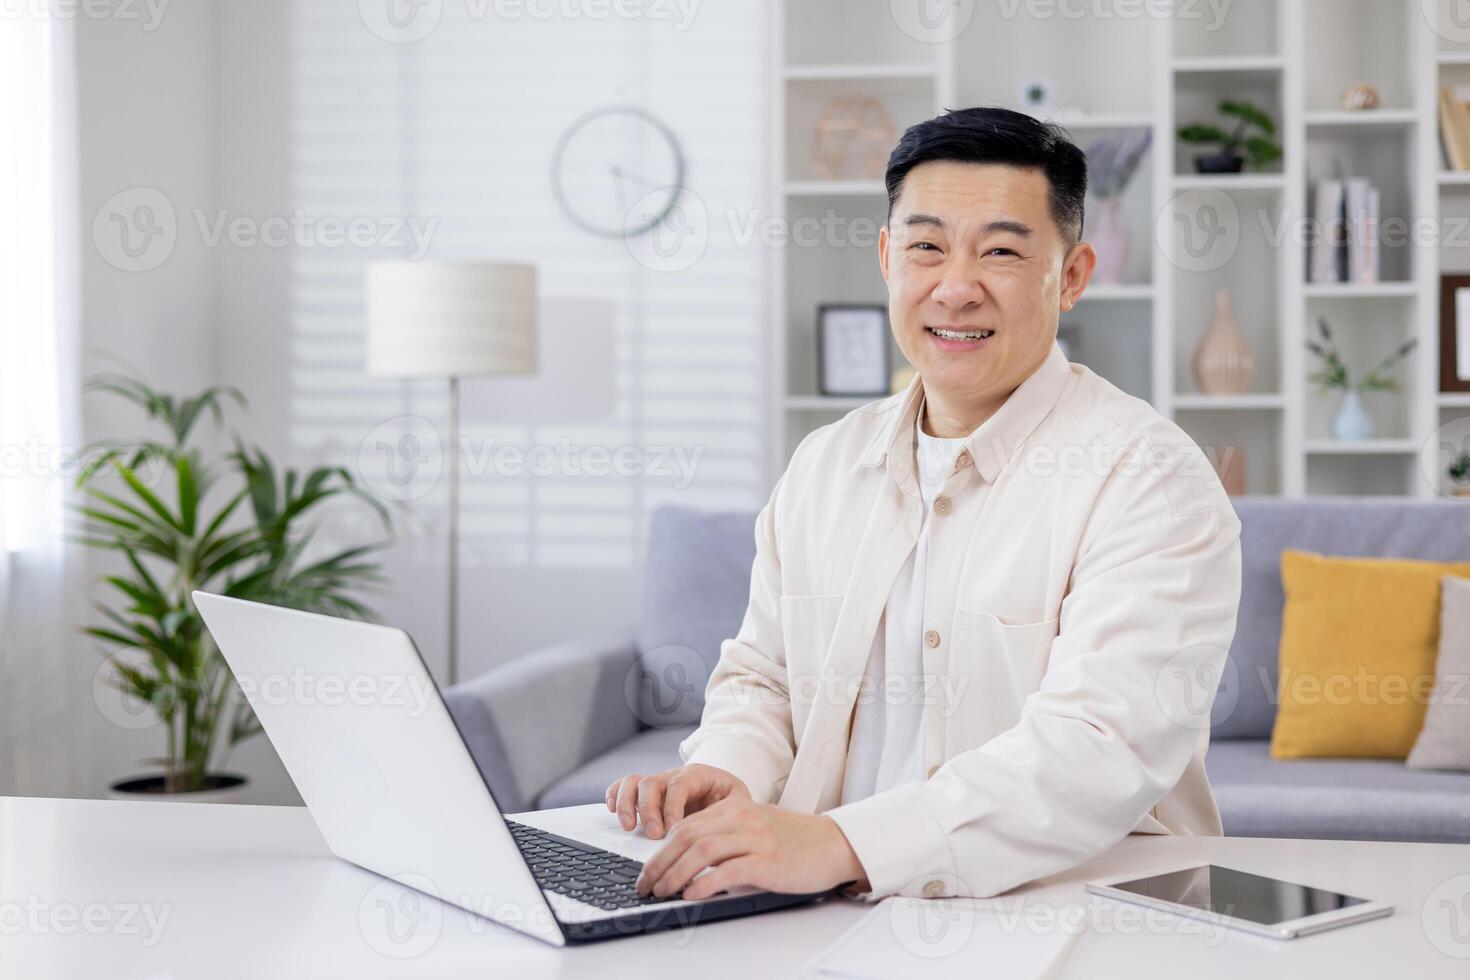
<box><xmin>365</xmin><ymin>261</ymin><xmax>538</xmax><ymax>379</ymax></box>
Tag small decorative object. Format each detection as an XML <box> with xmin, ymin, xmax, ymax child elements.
<box><xmin>1019</xmin><ymin>78</ymin><xmax>1053</xmax><ymax>111</ymax></box>
<box><xmin>1178</xmin><ymin>99</ymin><xmax>1282</xmax><ymax>174</ymax></box>
<box><xmin>1306</xmin><ymin>315</ymin><xmax>1418</xmax><ymax>441</ymax></box>
<box><xmin>1211</xmin><ymin>445</ymin><xmax>1247</xmax><ymax>496</ymax></box>
<box><xmin>811</xmin><ymin>96</ymin><xmax>895</xmax><ymax>181</ymax></box>
<box><xmin>1191</xmin><ymin>289</ymin><xmax>1255</xmax><ymax>395</ymax></box>
<box><xmin>1439</xmin><ymin>274</ymin><xmax>1470</xmax><ymax>393</ymax></box>
<box><xmin>889</xmin><ymin>364</ymin><xmax>916</xmax><ymax>394</ymax></box>
<box><xmin>818</xmin><ymin>304</ymin><xmax>890</xmax><ymax>396</ymax></box>
<box><xmin>1084</xmin><ymin>129</ymin><xmax>1152</xmax><ymax>284</ymax></box>
<box><xmin>1340</xmin><ymin>82</ymin><xmax>1382</xmax><ymax>111</ymax></box>
<box><xmin>1448</xmin><ymin>444</ymin><xmax>1470</xmax><ymax>497</ymax></box>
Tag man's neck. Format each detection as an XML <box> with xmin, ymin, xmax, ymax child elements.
<box><xmin>919</xmin><ymin>389</ymin><xmax>1010</xmax><ymax>438</ymax></box>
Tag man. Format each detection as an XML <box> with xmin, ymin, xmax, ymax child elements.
<box><xmin>608</xmin><ymin>106</ymin><xmax>1242</xmax><ymax>903</ymax></box>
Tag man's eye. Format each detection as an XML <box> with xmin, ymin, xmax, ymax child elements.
<box><xmin>988</xmin><ymin>247</ymin><xmax>1018</xmax><ymax>257</ymax></box>
<box><xmin>910</xmin><ymin>242</ymin><xmax>939</xmax><ymax>251</ymax></box>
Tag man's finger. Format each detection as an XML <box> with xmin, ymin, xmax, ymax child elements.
<box><xmin>615</xmin><ymin>774</ymin><xmax>642</xmax><ymax>831</ymax></box>
<box><xmin>636</xmin><ymin>776</ymin><xmax>668</xmax><ymax>837</ymax></box>
<box><xmin>661</xmin><ymin>770</ymin><xmax>702</xmax><ymax>830</ymax></box>
<box><xmin>635</xmin><ymin>808</ymin><xmax>732</xmax><ymax>894</ymax></box>
<box><xmin>681</xmin><ymin>855</ymin><xmax>762</xmax><ymax>902</ymax></box>
<box><xmin>647</xmin><ymin>833</ymin><xmax>744</xmax><ymax>898</ymax></box>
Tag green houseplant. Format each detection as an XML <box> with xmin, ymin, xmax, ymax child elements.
<box><xmin>1178</xmin><ymin>99</ymin><xmax>1282</xmax><ymax>174</ymax></box>
<box><xmin>74</xmin><ymin>375</ymin><xmax>394</xmax><ymax>795</ymax></box>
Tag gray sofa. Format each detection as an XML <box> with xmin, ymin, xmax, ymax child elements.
<box><xmin>444</xmin><ymin>498</ymin><xmax>1470</xmax><ymax>843</ymax></box>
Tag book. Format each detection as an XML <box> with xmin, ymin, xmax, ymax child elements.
<box><xmin>1310</xmin><ymin>179</ymin><xmax>1344</xmax><ymax>283</ymax></box>
<box><xmin>1440</xmin><ymin>86</ymin><xmax>1467</xmax><ymax>170</ymax></box>
<box><xmin>1344</xmin><ymin>177</ymin><xmax>1376</xmax><ymax>284</ymax></box>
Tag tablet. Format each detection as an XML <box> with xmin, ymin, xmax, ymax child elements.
<box><xmin>1086</xmin><ymin>864</ymin><xmax>1393</xmax><ymax>939</ymax></box>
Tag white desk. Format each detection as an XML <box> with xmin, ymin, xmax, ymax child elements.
<box><xmin>1</xmin><ymin>795</ymin><xmax>1466</xmax><ymax>978</ymax></box>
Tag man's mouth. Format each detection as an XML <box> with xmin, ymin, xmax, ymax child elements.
<box><xmin>926</xmin><ymin>326</ymin><xmax>995</xmax><ymax>341</ymax></box>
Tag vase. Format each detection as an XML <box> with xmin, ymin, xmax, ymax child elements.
<box><xmin>1090</xmin><ymin>197</ymin><xmax>1131</xmax><ymax>285</ymax></box>
<box><xmin>1331</xmin><ymin>388</ymin><xmax>1375</xmax><ymax>441</ymax></box>
<box><xmin>1191</xmin><ymin>289</ymin><xmax>1255</xmax><ymax>395</ymax></box>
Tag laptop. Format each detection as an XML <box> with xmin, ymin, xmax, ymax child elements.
<box><xmin>192</xmin><ymin>591</ymin><xmax>844</xmax><ymax>946</ymax></box>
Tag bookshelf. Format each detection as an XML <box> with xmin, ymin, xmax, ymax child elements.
<box><xmin>770</xmin><ymin>0</ymin><xmax>1466</xmax><ymax>499</ymax></box>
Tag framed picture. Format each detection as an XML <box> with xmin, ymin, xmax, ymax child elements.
<box><xmin>1441</xmin><ymin>275</ymin><xmax>1470</xmax><ymax>393</ymax></box>
<box><xmin>817</xmin><ymin>304</ymin><xmax>890</xmax><ymax>397</ymax></box>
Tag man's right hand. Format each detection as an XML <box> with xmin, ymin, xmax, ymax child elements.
<box><xmin>605</xmin><ymin>764</ymin><xmax>751</xmax><ymax>840</ymax></box>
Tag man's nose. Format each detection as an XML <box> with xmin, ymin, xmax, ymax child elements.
<box><xmin>931</xmin><ymin>261</ymin><xmax>987</xmax><ymax>310</ymax></box>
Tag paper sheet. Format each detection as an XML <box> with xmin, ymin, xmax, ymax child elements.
<box><xmin>807</xmin><ymin>896</ymin><xmax>1082</xmax><ymax>980</ymax></box>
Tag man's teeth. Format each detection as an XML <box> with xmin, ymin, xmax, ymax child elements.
<box><xmin>931</xmin><ymin>328</ymin><xmax>994</xmax><ymax>340</ymax></box>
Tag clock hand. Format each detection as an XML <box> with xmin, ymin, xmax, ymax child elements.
<box><xmin>611</xmin><ymin>163</ymin><xmax>674</xmax><ymax>193</ymax></box>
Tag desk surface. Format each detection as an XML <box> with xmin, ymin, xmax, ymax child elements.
<box><xmin>1</xmin><ymin>795</ymin><xmax>1467</xmax><ymax>978</ymax></box>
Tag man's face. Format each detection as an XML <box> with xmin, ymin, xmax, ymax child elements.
<box><xmin>879</xmin><ymin>160</ymin><xmax>1088</xmax><ymax>406</ymax></box>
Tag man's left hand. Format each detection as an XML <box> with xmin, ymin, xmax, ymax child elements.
<box><xmin>634</xmin><ymin>796</ymin><xmax>869</xmax><ymax>901</ymax></box>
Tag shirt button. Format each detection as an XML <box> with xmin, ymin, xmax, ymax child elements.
<box><xmin>924</xmin><ymin>629</ymin><xmax>940</xmax><ymax>648</ymax></box>
<box><xmin>922</xmin><ymin>879</ymin><xmax>948</xmax><ymax>899</ymax></box>
<box><xmin>956</xmin><ymin>451</ymin><xmax>971</xmax><ymax>469</ymax></box>
<box><xmin>933</xmin><ymin>496</ymin><xmax>952</xmax><ymax>515</ymax></box>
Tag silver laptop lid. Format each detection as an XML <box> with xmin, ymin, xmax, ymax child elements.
<box><xmin>192</xmin><ymin>591</ymin><xmax>566</xmax><ymax>947</ymax></box>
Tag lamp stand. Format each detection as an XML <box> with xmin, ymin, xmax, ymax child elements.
<box><xmin>447</xmin><ymin>374</ymin><xmax>461</xmax><ymax>686</ymax></box>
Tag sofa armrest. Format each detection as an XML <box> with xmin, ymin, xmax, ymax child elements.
<box><xmin>442</xmin><ymin>633</ymin><xmax>644</xmax><ymax>813</ymax></box>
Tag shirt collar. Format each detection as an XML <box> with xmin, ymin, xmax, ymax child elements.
<box><xmin>857</xmin><ymin>340</ymin><xmax>1074</xmax><ymax>486</ymax></box>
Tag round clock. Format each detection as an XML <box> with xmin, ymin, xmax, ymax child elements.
<box><xmin>550</xmin><ymin>105</ymin><xmax>686</xmax><ymax>239</ymax></box>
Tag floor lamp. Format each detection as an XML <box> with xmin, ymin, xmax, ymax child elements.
<box><xmin>365</xmin><ymin>261</ymin><xmax>538</xmax><ymax>685</ymax></box>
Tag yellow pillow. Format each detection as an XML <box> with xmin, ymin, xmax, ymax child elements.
<box><xmin>1270</xmin><ymin>550</ymin><xmax>1470</xmax><ymax>760</ymax></box>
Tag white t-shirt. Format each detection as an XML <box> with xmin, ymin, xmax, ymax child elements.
<box><xmin>839</xmin><ymin>415</ymin><xmax>967</xmax><ymax>805</ymax></box>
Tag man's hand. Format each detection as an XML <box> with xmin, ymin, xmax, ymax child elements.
<box><xmin>605</xmin><ymin>764</ymin><xmax>750</xmax><ymax>840</ymax></box>
<box><xmin>633</xmin><ymin>796</ymin><xmax>870</xmax><ymax>901</ymax></box>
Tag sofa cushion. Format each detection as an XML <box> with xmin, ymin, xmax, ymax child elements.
<box><xmin>1206</xmin><ymin>738</ymin><xmax>1470</xmax><ymax>843</ymax></box>
<box><xmin>535</xmin><ymin>724</ymin><xmax>699</xmax><ymax>810</ymax></box>
<box><xmin>635</xmin><ymin>506</ymin><xmax>758</xmax><ymax>728</ymax></box>
<box><xmin>1218</xmin><ymin>498</ymin><xmax>1470</xmax><ymax>740</ymax></box>
<box><xmin>1408</xmin><ymin>575</ymin><xmax>1470</xmax><ymax>771</ymax></box>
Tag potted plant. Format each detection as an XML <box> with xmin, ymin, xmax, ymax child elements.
<box><xmin>1178</xmin><ymin>99</ymin><xmax>1282</xmax><ymax>174</ymax></box>
<box><xmin>1448</xmin><ymin>445</ymin><xmax>1470</xmax><ymax>498</ymax></box>
<box><xmin>1305</xmin><ymin>316</ymin><xmax>1417</xmax><ymax>441</ymax></box>
<box><xmin>1084</xmin><ymin>128</ymin><xmax>1152</xmax><ymax>284</ymax></box>
<box><xmin>73</xmin><ymin>375</ymin><xmax>394</xmax><ymax>800</ymax></box>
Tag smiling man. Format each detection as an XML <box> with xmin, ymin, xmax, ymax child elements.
<box><xmin>608</xmin><ymin>107</ymin><xmax>1242</xmax><ymax>903</ymax></box>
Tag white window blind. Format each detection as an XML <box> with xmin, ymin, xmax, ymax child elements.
<box><xmin>287</xmin><ymin>1</ymin><xmax>768</xmax><ymax>571</ymax></box>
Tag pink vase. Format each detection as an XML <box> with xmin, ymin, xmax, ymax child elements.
<box><xmin>1091</xmin><ymin>198</ymin><xmax>1130</xmax><ymax>285</ymax></box>
<box><xmin>1191</xmin><ymin>289</ymin><xmax>1255</xmax><ymax>395</ymax></box>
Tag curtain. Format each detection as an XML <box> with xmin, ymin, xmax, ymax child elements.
<box><xmin>0</xmin><ymin>11</ymin><xmax>85</xmax><ymax>797</ymax></box>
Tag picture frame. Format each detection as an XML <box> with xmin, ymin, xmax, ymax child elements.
<box><xmin>817</xmin><ymin>304</ymin><xmax>890</xmax><ymax>397</ymax></box>
<box><xmin>1441</xmin><ymin>274</ymin><xmax>1470</xmax><ymax>394</ymax></box>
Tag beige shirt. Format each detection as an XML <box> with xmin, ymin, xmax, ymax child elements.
<box><xmin>679</xmin><ymin>341</ymin><xmax>1242</xmax><ymax>902</ymax></box>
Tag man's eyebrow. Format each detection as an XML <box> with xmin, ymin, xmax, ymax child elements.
<box><xmin>900</xmin><ymin>214</ymin><xmax>1033</xmax><ymax>237</ymax></box>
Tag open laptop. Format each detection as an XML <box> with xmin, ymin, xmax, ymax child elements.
<box><xmin>193</xmin><ymin>591</ymin><xmax>845</xmax><ymax>946</ymax></box>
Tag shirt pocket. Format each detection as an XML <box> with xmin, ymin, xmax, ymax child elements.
<box><xmin>949</xmin><ymin>609</ymin><xmax>1061</xmax><ymax>748</ymax></box>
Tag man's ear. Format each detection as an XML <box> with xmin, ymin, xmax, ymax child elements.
<box><xmin>1059</xmin><ymin>240</ymin><xmax>1097</xmax><ymax>313</ymax></box>
<box><xmin>878</xmin><ymin>222</ymin><xmax>890</xmax><ymax>284</ymax></box>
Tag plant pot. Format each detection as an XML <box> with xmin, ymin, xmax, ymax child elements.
<box><xmin>1194</xmin><ymin>152</ymin><xmax>1244</xmax><ymax>174</ymax></box>
<box><xmin>1450</xmin><ymin>482</ymin><xmax>1470</xmax><ymax>499</ymax></box>
<box><xmin>1331</xmin><ymin>388</ymin><xmax>1375</xmax><ymax>441</ymax></box>
<box><xmin>108</xmin><ymin>772</ymin><xmax>250</xmax><ymax>804</ymax></box>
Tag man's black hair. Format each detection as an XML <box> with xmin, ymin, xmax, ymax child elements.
<box><xmin>884</xmin><ymin>106</ymin><xmax>1089</xmax><ymax>247</ymax></box>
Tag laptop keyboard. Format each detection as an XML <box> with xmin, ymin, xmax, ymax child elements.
<box><xmin>504</xmin><ymin>820</ymin><xmax>684</xmax><ymax>911</ymax></box>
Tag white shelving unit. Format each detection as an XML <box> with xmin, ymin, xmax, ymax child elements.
<box><xmin>770</xmin><ymin>0</ymin><xmax>1467</xmax><ymax>498</ymax></box>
